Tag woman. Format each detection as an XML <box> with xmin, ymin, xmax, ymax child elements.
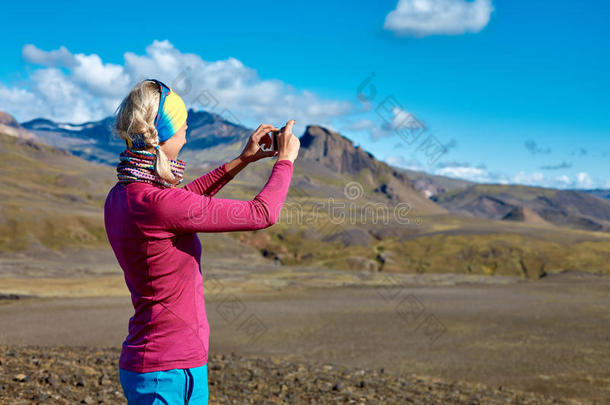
<box><xmin>104</xmin><ymin>78</ymin><xmax>299</xmax><ymax>404</ymax></box>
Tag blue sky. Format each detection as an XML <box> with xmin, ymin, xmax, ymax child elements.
<box><xmin>1</xmin><ymin>0</ymin><xmax>608</xmax><ymax>189</ymax></box>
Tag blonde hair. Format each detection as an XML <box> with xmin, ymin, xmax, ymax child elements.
<box><xmin>113</xmin><ymin>80</ymin><xmax>180</xmax><ymax>186</ymax></box>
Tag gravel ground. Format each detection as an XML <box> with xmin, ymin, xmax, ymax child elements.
<box><xmin>0</xmin><ymin>345</ymin><xmax>576</xmax><ymax>405</ymax></box>
<box><xmin>1</xmin><ymin>274</ymin><xmax>608</xmax><ymax>404</ymax></box>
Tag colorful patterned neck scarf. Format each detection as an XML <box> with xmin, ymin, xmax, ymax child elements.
<box><xmin>116</xmin><ymin>149</ymin><xmax>186</xmax><ymax>188</ymax></box>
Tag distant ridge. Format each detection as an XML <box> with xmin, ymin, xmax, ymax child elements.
<box><xmin>431</xmin><ymin>183</ymin><xmax>610</xmax><ymax>231</ymax></box>
<box><xmin>20</xmin><ymin>109</ymin><xmax>252</xmax><ymax>167</ymax></box>
<box><xmin>21</xmin><ymin>115</ymin><xmax>121</xmax><ymax>165</ymax></box>
<box><xmin>579</xmin><ymin>188</ymin><xmax>610</xmax><ymax>200</ymax></box>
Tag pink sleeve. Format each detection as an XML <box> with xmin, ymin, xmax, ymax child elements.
<box><xmin>157</xmin><ymin>160</ymin><xmax>293</xmax><ymax>233</ymax></box>
<box><xmin>182</xmin><ymin>163</ymin><xmax>234</xmax><ymax>197</ymax></box>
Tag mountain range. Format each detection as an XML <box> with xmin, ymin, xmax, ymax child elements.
<box><xmin>2</xmin><ymin>110</ymin><xmax>610</xmax><ymax>278</ymax></box>
<box><xmin>20</xmin><ymin>109</ymin><xmax>251</xmax><ymax>167</ymax></box>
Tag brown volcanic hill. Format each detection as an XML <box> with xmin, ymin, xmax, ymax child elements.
<box><xmin>296</xmin><ymin>125</ymin><xmax>446</xmax><ymax>214</ymax></box>
<box><xmin>298</xmin><ymin>125</ymin><xmax>379</xmax><ymax>175</ymax></box>
<box><xmin>0</xmin><ymin>112</ymin><xmax>40</xmax><ymax>142</ymax></box>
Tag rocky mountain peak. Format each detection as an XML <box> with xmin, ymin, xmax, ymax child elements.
<box><xmin>298</xmin><ymin>125</ymin><xmax>378</xmax><ymax>175</ymax></box>
<box><xmin>0</xmin><ymin>111</ymin><xmax>39</xmax><ymax>141</ymax></box>
<box><xmin>0</xmin><ymin>111</ymin><xmax>20</xmax><ymax>127</ymax></box>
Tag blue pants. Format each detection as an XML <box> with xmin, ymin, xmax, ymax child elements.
<box><xmin>119</xmin><ymin>364</ymin><xmax>208</xmax><ymax>404</ymax></box>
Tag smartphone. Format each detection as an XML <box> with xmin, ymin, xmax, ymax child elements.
<box><xmin>272</xmin><ymin>130</ymin><xmax>279</xmax><ymax>152</ymax></box>
<box><xmin>262</xmin><ymin>130</ymin><xmax>279</xmax><ymax>152</ymax></box>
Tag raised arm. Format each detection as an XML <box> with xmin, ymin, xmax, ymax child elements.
<box><xmin>182</xmin><ymin>123</ymin><xmax>282</xmax><ymax>197</ymax></box>
<box><xmin>182</xmin><ymin>162</ymin><xmax>234</xmax><ymax>197</ymax></box>
<box><xmin>161</xmin><ymin>119</ymin><xmax>300</xmax><ymax>233</ymax></box>
<box><xmin>161</xmin><ymin>159</ymin><xmax>293</xmax><ymax>233</ymax></box>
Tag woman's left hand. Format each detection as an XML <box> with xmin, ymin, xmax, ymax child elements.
<box><xmin>239</xmin><ymin>124</ymin><xmax>279</xmax><ymax>163</ymax></box>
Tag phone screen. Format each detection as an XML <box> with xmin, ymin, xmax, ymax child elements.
<box><xmin>260</xmin><ymin>131</ymin><xmax>277</xmax><ymax>152</ymax></box>
<box><xmin>273</xmin><ymin>131</ymin><xmax>279</xmax><ymax>152</ymax></box>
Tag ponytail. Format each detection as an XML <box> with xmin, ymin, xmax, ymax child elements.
<box><xmin>151</xmin><ymin>140</ymin><xmax>180</xmax><ymax>186</ymax></box>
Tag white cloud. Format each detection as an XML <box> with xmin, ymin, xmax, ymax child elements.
<box><xmin>505</xmin><ymin>171</ymin><xmax>596</xmax><ymax>189</ymax></box>
<box><xmin>345</xmin><ymin>119</ymin><xmax>376</xmax><ymax>132</ymax></box>
<box><xmin>388</xmin><ymin>106</ymin><xmax>425</xmax><ymax>131</ymax></box>
<box><xmin>72</xmin><ymin>54</ymin><xmax>130</xmax><ymax>98</ymax></box>
<box><xmin>342</xmin><ymin>118</ymin><xmax>391</xmax><ymax>141</ymax></box>
<box><xmin>436</xmin><ymin>165</ymin><xmax>492</xmax><ymax>183</ymax></box>
<box><xmin>384</xmin><ymin>0</ymin><xmax>494</xmax><ymax>37</ymax></box>
<box><xmin>385</xmin><ymin>155</ymin><xmax>426</xmax><ymax>171</ymax></box>
<box><xmin>554</xmin><ymin>175</ymin><xmax>571</xmax><ymax>187</ymax></box>
<box><xmin>575</xmin><ymin>172</ymin><xmax>593</xmax><ymax>189</ymax></box>
<box><xmin>405</xmin><ymin>162</ymin><xmax>606</xmax><ymax>190</ymax></box>
<box><xmin>22</xmin><ymin>44</ymin><xmax>76</xmax><ymax>68</ymax></box>
<box><xmin>384</xmin><ymin>153</ymin><xmax>609</xmax><ymax>190</ymax></box>
<box><xmin>511</xmin><ymin>171</ymin><xmax>545</xmax><ymax>186</ymax></box>
<box><xmin>453</xmin><ymin>170</ymin><xmax>602</xmax><ymax>190</ymax></box>
<box><xmin>341</xmin><ymin>105</ymin><xmax>425</xmax><ymax>141</ymax></box>
<box><xmin>1</xmin><ymin>40</ymin><xmax>353</xmax><ymax>127</ymax></box>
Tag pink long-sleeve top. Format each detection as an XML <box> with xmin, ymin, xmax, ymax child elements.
<box><xmin>104</xmin><ymin>158</ymin><xmax>293</xmax><ymax>373</ymax></box>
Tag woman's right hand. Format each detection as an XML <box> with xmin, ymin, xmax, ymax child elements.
<box><xmin>276</xmin><ymin>119</ymin><xmax>300</xmax><ymax>163</ymax></box>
